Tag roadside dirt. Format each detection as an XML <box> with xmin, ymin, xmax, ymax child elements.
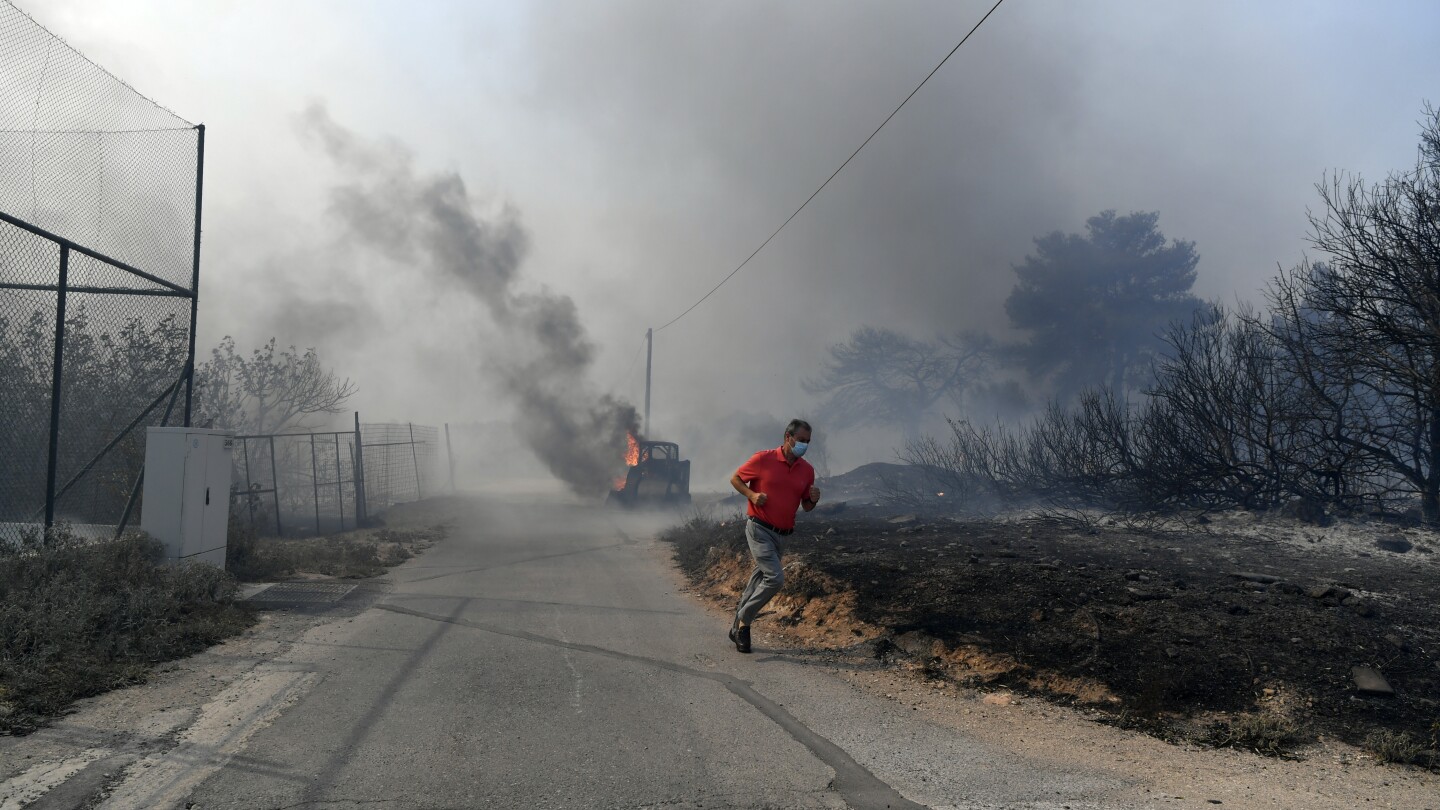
<box><xmin>665</xmin><ymin>504</ymin><xmax>1440</xmax><ymax>765</ymax></box>
<box><xmin>0</xmin><ymin>498</ymin><xmax>454</xmax><ymax>808</ymax></box>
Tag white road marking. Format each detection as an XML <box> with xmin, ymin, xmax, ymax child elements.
<box><xmin>0</xmin><ymin>748</ymin><xmax>110</xmax><ymax>810</ymax></box>
<box><xmin>97</xmin><ymin>665</ymin><xmax>319</xmax><ymax>810</ymax></box>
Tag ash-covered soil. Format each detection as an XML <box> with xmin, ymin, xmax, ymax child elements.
<box><xmin>664</xmin><ymin>503</ymin><xmax>1440</xmax><ymax>760</ymax></box>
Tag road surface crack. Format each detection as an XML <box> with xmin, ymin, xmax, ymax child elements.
<box><xmin>374</xmin><ymin>602</ymin><xmax>927</xmax><ymax>810</ymax></box>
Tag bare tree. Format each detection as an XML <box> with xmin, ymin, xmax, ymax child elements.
<box><xmin>804</xmin><ymin>327</ymin><xmax>991</xmax><ymax>441</ymax></box>
<box><xmin>1263</xmin><ymin>104</ymin><xmax>1440</xmax><ymax>521</ymax></box>
<box><xmin>193</xmin><ymin>337</ymin><xmax>357</xmax><ymax>435</ymax></box>
<box><xmin>1145</xmin><ymin>305</ymin><xmax>1316</xmax><ymax>508</ymax></box>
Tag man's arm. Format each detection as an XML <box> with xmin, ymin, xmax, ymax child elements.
<box><xmin>730</xmin><ymin>472</ymin><xmax>767</xmax><ymax>506</ymax></box>
<box><xmin>801</xmin><ymin>484</ymin><xmax>821</xmax><ymax>512</ymax></box>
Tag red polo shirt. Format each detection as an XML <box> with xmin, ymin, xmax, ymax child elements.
<box><xmin>735</xmin><ymin>447</ymin><xmax>815</xmax><ymax>531</ymax></box>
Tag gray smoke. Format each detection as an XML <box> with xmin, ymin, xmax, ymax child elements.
<box><xmin>297</xmin><ymin>102</ymin><xmax>638</xmax><ymax>497</ymax></box>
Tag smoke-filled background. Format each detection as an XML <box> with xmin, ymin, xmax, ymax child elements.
<box><xmin>294</xmin><ymin>103</ymin><xmax>637</xmax><ymax>495</ymax></box>
<box><xmin>25</xmin><ymin>0</ymin><xmax>1440</xmax><ymax>491</ymax></box>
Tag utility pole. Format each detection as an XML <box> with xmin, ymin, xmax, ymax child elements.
<box><xmin>444</xmin><ymin>422</ymin><xmax>456</xmax><ymax>494</ymax></box>
<box><xmin>644</xmin><ymin>327</ymin><xmax>653</xmax><ymax>437</ymax></box>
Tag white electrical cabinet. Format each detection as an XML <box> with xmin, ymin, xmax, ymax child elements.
<box><xmin>141</xmin><ymin>427</ymin><xmax>235</xmax><ymax>567</ymax></box>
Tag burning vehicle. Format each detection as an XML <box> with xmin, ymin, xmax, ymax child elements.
<box><xmin>609</xmin><ymin>432</ymin><xmax>692</xmax><ymax>507</ymax></box>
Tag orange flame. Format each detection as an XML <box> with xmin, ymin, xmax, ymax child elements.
<box><xmin>613</xmin><ymin>430</ymin><xmax>642</xmax><ymax>491</ymax></box>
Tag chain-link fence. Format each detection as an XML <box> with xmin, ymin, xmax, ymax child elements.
<box><xmin>231</xmin><ymin>421</ymin><xmax>441</xmax><ymax>537</ymax></box>
<box><xmin>0</xmin><ymin>1</ymin><xmax>203</xmax><ymax>543</ymax></box>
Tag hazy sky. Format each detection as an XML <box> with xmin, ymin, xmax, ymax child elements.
<box><xmin>21</xmin><ymin>0</ymin><xmax>1440</xmax><ymax>474</ymax></box>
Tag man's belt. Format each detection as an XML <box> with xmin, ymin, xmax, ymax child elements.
<box><xmin>747</xmin><ymin>515</ymin><xmax>793</xmax><ymax>536</ymax></box>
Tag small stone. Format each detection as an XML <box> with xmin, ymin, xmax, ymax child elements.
<box><xmin>1232</xmin><ymin>571</ymin><xmax>1280</xmax><ymax>584</ymax></box>
<box><xmin>888</xmin><ymin>514</ymin><xmax>918</xmax><ymax>525</ymax></box>
<box><xmin>1307</xmin><ymin>585</ymin><xmax>1334</xmax><ymax>599</ymax></box>
<box><xmin>1375</xmin><ymin>535</ymin><xmax>1413</xmax><ymax>553</ymax></box>
<box><xmin>1384</xmin><ymin>634</ymin><xmax>1408</xmax><ymax>652</ymax></box>
<box><xmin>1351</xmin><ymin>667</ymin><xmax>1394</xmax><ymax>695</ymax></box>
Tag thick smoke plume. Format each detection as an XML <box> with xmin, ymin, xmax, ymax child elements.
<box><xmin>298</xmin><ymin>103</ymin><xmax>638</xmax><ymax>496</ymax></box>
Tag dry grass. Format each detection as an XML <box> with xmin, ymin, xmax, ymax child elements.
<box><xmin>225</xmin><ymin>516</ymin><xmax>447</xmax><ymax>582</ymax></box>
<box><xmin>0</xmin><ymin>526</ymin><xmax>253</xmax><ymax>734</ymax></box>
<box><xmin>1363</xmin><ymin>729</ymin><xmax>1431</xmax><ymax>766</ymax></box>
<box><xmin>1207</xmin><ymin>712</ymin><xmax>1305</xmax><ymax>756</ymax></box>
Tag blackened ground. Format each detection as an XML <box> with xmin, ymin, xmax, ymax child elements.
<box><xmin>663</xmin><ymin>505</ymin><xmax>1440</xmax><ymax>758</ymax></box>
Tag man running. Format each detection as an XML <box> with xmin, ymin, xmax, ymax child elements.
<box><xmin>728</xmin><ymin>419</ymin><xmax>821</xmax><ymax>653</ymax></box>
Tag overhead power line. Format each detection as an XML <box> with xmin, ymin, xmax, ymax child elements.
<box><xmin>619</xmin><ymin>331</ymin><xmax>647</xmax><ymax>396</ymax></box>
<box><xmin>653</xmin><ymin>0</ymin><xmax>1007</xmax><ymax>333</ymax></box>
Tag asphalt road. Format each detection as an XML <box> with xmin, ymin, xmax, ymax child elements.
<box><xmin>109</xmin><ymin>498</ymin><xmax>1123</xmax><ymax>810</ymax></box>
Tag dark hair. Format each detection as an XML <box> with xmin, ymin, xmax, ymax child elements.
<box><xmin>784</xmin><ymin>418</ymin><xmax>812</xmax><ymax>438</ymax></box>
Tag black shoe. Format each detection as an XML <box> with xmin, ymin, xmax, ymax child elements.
<box><xmin>733</xmin><ymin>624</ymin><xmax>751</xmax><ymax>654</ymax></box>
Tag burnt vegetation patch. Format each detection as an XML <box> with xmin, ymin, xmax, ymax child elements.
<box><xmin>664</xmin><ymin>508</ymin><xmax>1440</xmax><ymax>762</ymax></box>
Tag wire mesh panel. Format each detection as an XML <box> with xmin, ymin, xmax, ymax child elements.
<box><xmin>360</xmin><ymin>423</ymin><xmax>439</xmax><ymax>513</ymax></box>
<box><xmin>228</xmin><ymin>425</ymin><xmax>437</xmax><ymax>537</ymax></box>
<box><xmin>0</xmin><ymin>3</ymin><xmax>196</xmax><ymax>283</ymax></box>
<box><xmin>0</xmin><ymin>227</ymin><xmax>58</xmax><ymax>533</ymax></box>
<box><xmin>232</xmin><ymin>432</ymin><xmax>359</xmax><ymax>537</ymax></box>
<box><xmin>0</xmin><ymin>1</ymin><xmax>201</xmax><ymax>543</ymax></box>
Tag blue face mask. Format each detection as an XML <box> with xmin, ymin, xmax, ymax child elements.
<box><xmin>791</xmin><ymin>441</ymin><xmax>809</xmax><ymax>458</ymax></box>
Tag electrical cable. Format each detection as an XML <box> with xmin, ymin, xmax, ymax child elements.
<box><xmin>652</xmin><ymin>0</ymin><xmax>1006</xmax><ymax>333</ymax></box>
<box><xmin>617</xmin><ymin>332</ymin><xmax>647</xmax><ymax>398</ymax></box>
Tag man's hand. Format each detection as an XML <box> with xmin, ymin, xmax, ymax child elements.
<box><xmin>750</xmin><ymin>491</ymin><xmax>768</xmax><ymax>507</ymax></box>
<box><xmin>807</xmin><ymin>486</ymin><xmax>821</xmax><ymax>504</ymax></box>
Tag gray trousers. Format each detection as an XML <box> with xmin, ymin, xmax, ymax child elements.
<box><xmin>734</xmin><ymin>519</ymin><xmax>785</xmax><ymax>626</ymax></box>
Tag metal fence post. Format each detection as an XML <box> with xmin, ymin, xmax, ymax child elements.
<box><xmin>242</xmin><ymin>437</ymin><xmax>257</xmax><ymax>530</ymax></box>
<box><xmin>335</xmin><ymin>433</ymin><xmax>345</xmax><ymax>531</ymax></box>
<box><xmin>310</xmin><ymin>433</ymin><xmax>320</xmax><ymax>535</ymax></box>
<box><xmin>445</xmin><ymin>422</ymin><xmax>456</xmax><ymax>494</ymax></box>
<box><xmin>43</xmin><ymin>245</ymin><xmax>71</xmax><ymax>529</ymax></box>
<box><xmin>353</xmin><ymin>412</ymin><xmax>367</xmax><ymax>525</ymax></box>
<box><xmin>183</xmin><ymin>123</ymin><xmax>205</xmax><ymax>427</ymax></box>
<box><xmin>268</xmin><ymin>435</ymin><xmax>283</xmax><ymax>535</ymax></box>
<box><xmin>409</xmin><ymin>422</ymin><xmax>422</xmax><ymax>499</ymax></box>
